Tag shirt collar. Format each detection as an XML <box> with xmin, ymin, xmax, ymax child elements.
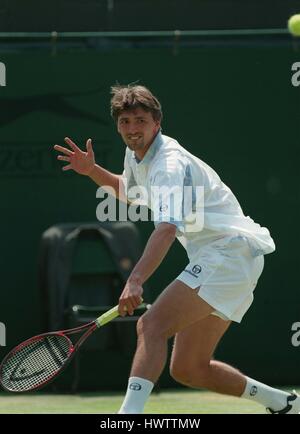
<box><xmin>132</xmin><ymin>130</ymin><xmax>163</xmax><ymax>165</ymax></box>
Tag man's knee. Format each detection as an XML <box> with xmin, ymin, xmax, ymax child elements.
<box><xmin>170</xmin><ymin>360</ymin><xmax>210</xmax><ymax>387</ymax></box>
<box><xmin>136</xmin><ymin>311</ymin><xmax>174</xmax><ymax>340</ymax></box>
<box><xmin>136</xmin><ymin>313</ymin><xmax>163</xmax><ymax>340</ymax></box>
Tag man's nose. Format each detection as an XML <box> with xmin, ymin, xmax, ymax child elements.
<box><xmin>127</xmin><ymin>125</ymin><xmax>139</xmax><ymax>135</ymax></box>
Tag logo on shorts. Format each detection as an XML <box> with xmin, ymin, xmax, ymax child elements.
<box><xmin>250</xmin><ymin>386</ymin><xmax>258</xmax><ymax>396</ymax></box>
<box><xmin>183</xmin><ymin>264</ymin><xmax>202</xmax><ymax>278</ymax></box>
<box><xmin>192</xmin><ymin>265</ymin><xmax>202</xmax><ymax>274</ymax></box>
<box><xmin>129</xmin><ymin>382</ymin><xmax>142</xmax><ymax>391</ymax></box>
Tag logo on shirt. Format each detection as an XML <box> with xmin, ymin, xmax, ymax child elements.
<box><xmin>159</xmin><ymin>204</ymin><xmax>168</xmax><ymax>212</ymax></box>
<box><xmin>250</xmin><ymin>386</ymin><xmax>258</xmax><ymax>396</ymax></box>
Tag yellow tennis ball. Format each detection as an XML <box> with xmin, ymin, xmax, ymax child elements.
<box><xmin>288</xmin><ymin>14</ymin><xmax>300</xmax><ymax>36</ymax></box>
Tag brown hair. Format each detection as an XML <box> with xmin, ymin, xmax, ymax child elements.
<box><xmin>110</xmin><ymin>84</ymin><xmax>162</xmax><ymax>123</ymax></box>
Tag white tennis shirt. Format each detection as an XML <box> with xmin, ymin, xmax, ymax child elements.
<box><xmin>121</xmin><ymin>131</ymin><xmax>275</xmax><ymax>260</ymax></box>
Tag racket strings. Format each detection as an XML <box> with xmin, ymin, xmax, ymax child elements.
<box><xmin>0</xmin><ymin>335</ymin><xmax>71</xmax><ymax>392</ymax></box>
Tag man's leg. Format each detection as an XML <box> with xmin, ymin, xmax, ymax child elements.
<box><xmin>170</xmin><ymin>313</ymin><xmax>295</xmax><ymax>413</ymax></box>
<box><xmin>118</xmin><ymin>280</ymin><xmax>215</xmax><ymax>413</ymax></box>
<box><xmin>170</xmin><ymin>314</ymin><xmax>244</xmax><ymax>395</ymax></box>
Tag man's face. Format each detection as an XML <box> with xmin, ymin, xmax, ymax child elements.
<box><xmin>117</xmin><ymin>107</ymin><xmax>160</xmax><ymax>158</ymax></box>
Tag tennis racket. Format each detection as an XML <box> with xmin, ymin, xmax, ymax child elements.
<box><xmin>0</xmin><ymin>303</ymin><xmax>148</xmax><ymax>393</ymax></box>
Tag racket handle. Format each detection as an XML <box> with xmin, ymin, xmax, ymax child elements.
<box><xmin>95</xmin><ymin>305</ymin><xmax>119</xmax><ymax>327</ymax></box>
<box><xmin>95</xmin><ymin>300</ymin><xmax>150</xmax><ymax>328</ymax></box>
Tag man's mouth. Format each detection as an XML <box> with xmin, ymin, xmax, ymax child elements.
<box><xmin>128</xmin><ymin>135</ymin><xmax>142</xmax><ymax>140</ymax></box>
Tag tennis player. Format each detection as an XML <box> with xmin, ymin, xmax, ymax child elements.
<box><xmin>54</xmin><ymin>84</ymin><xmax>299</xmax><ymax>414</ymax></box>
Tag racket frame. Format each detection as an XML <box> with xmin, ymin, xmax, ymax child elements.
<box><xmin>0</xmin><ymin>305</ymin><xmax>120</xmax><ymax>392</ymax></box>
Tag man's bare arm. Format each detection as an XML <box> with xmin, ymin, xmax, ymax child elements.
<box><xmin>88</xmin><ymin>165</ymin><xmax>126</xmax><ymax>201</ymax></box>
<box><xmin>118</xmin><ymin>223</ymin><xmax>177</xmax><ymax>315</ymax></box>
<box><xmin>129</xmin><ymin>223</ymin><xmax>177</xmax><ymax>285</ymax></box>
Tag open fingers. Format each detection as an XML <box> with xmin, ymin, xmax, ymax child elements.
<box><xmin>57</xmin><ymin>155</ymin><xmax>70</xmax><ymax>162</ymax></box>
<box><xmin>86</xmin><ymin>138</ymin><xmax>93</xmax><ymax>152</ymax></box>
<box><xmin>64</xmin><ymin>137</ymin><xmax>81</xmax><ymax>152</ymax></box>
<box><xmin>53</xmin><ymin>144</ymin><xmax>73</xmax><ymax>156</ymax></box>
<box><xmin>62</xmin><ymin>164</ymin><xmax>72</xmax><ymax>171</ymax></box>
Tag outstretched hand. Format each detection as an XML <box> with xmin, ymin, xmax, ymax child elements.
<box><xmin>54</xmin><ymin>137</ymin><xmax>95</xmax><ymax>175</ymax></box>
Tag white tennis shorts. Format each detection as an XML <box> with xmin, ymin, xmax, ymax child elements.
<box><xmin>176</xmin><ymin>235</ymin><xmax>265</xmax><ymax>323</ymax></box>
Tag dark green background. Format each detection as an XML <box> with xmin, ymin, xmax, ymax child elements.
<box><xmin>0</xmin><ymin>38</ymin><xmax>299</xmax><ymax>387</ymax></box>
<box><xmin>1</xmin><ymin>0</ymin><xmax>300</xmax><ymax>31</ymax></box>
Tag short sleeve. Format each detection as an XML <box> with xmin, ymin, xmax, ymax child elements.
<box><xmin>150</xmin><ymin>160</ymin><xmax>186</xmax><ymax>233</ymax></box>
<box><xmin>121</xmin><ymin>149</ymin><xmax>148</xmax><ymax>206</ymax></box>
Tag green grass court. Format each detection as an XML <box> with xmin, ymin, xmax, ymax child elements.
<box><xmin>1</xmin><ymin>388</ymin><xmax>296</xmax><ymax>414</ymax></box>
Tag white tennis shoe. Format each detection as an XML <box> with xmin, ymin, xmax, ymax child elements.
<box><xmin>266</xmin><ymin>391</ymin><xmax>300</xmax><ymax>414</ymax></box>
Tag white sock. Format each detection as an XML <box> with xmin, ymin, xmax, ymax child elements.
<box><xmin>241</xmin><ymin>376</ymin><xmax>290</xmax><ymax>411</ymax></box>
<box><xmin>118</xmin><ymin>376</ymin><xmax>154</xmax><ymax>414</ymax></box>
